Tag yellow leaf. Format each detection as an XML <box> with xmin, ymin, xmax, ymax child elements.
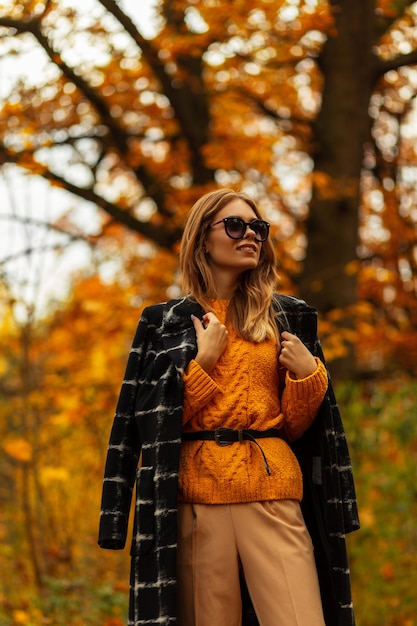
<box><xmin>40</xmin><ymin>466</ymin><xmax>70</xmax><ymax>484</ymax></box>
<box><xmin>12</xmin><ymin>610</ymin><xmax>30</xmax><ymax>625</ymax></box>
<box><xmin>3</xmin><ymin>436</ymin><xmax>32</xmax><ymax>463</ymax></box>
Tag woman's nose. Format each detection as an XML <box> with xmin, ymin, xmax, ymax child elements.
<box><xmin>243</xmin><ymin>224</ymin><xmax>257</xmax><ymax>238</ymax></box>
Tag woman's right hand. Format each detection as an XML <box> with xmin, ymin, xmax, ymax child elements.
<box><xmin>192</xmin><ymin>312</ymin><xmax>229</xmax><ymax>374</ymax></box>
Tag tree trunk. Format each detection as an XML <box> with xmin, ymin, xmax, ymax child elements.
<box><xmin>301</xmin><ymin>0</ymin><xmax>378</xmax><ymax>377</ymax></box>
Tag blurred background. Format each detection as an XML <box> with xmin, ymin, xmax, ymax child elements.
<box><xmin>0</xmin><ymin>1</ymin><xmax>416</xmax><ymax>624</ymax></box>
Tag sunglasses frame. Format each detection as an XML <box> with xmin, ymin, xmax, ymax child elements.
<box><xmin>210</xmin><ymin>217</ymin><xmax>270</xmax><ymax>242</ymax></box>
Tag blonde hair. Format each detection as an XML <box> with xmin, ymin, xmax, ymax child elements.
<box><xmin>180</xmin><ymin>189</ymin><xmax>280</xmax><ymax>343</ymax></box>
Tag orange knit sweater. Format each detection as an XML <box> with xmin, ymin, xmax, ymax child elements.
<box><xmin>178</xmin><ymin>300</ymin><xmax>328</xmax><ymax>504</ymax></box>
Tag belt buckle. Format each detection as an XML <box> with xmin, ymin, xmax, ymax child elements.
<box><xmin>214</xmin><ymin>427</ymin><xmax>232</xmax><ymax>447</ymax></box>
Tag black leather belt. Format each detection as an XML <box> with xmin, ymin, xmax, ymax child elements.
<box><xmin>182</xmin><ymin>426</ymin><xmax>283</xmax><ymax>446</ymax></box>
<box><xmin>181</xmin><ymin>427</ymin><xmax>285</xmax><ymax>475</ymax></box>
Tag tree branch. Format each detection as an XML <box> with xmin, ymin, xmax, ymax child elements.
<box><xmin>0</xmin><ymin>16</ymin><xmax>130</xmax><ymax>153</ymax></box>
<box><xmin>375</xmin><ymin>48</ymin><xmax>417</xmax><ymax>79</ymax></box>
<box><xmin>0</xmin><ymin>14</ymin><xmax>171</xmax><ymax>215</ymax></box>
<box><xmin>0</xmin><ymin>214</ymin><xmax>93</xmax><ymax>244</ymax></box>
<box><xmin>0</xmin><ymin>244</ymin><xmax>77</xmax><ymax>266</ymax></box>
<box><xmin>98</xmin><ymin>0</ymin><xmax>215</xmax><ymax>185</ymax></box>
<box><xmin>0</xmin><ymin>147</ymin><xmax>181</xmax><ymax>249</ymax></box>
<box><xmin>234</xmin><ymin>85</ymin><xmax>313</xmax><ymax>126</ymax></box>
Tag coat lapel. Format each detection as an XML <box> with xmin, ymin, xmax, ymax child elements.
<box><xmin>161</xmin><ymin>297</ymin><xmax>203</xmax><ymax>370</ymax></box>
<box><xmin>274</xmin><ymin>293</ymin><xmax>318</xmax><ymax>350</ymax></box>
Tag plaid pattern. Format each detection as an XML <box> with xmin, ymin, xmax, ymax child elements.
<box><xmin>274</xmin><ymin>295</ymin><xmax>360</xmax><ymax>626</ymax></box>
<box><xmin>98</xmin><ymin>295</ymin><xmax>359</xmax><ymax>626</ymax></box>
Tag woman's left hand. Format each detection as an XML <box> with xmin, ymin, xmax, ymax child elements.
<box><xmin>278</xmin><ymin>331</ymin><xmax>317</xmax><ymax>379</ymax></box>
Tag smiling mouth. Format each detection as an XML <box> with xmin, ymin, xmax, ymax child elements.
<box><xmin>237</xmin><ymin>244</ymin><xmax>257</xmax><ymax>253</ymax></box>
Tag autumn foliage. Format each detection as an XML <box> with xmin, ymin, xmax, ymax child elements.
<box><xmin>1</xmin><ymin>0</ymin><xmax>417</xmax><ymax>624</ymax></box>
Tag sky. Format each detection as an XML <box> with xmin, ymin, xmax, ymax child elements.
<box><xmin>0</xmin><ymin>0</ymin><xmax>157</xmax><ymax>319</ymax></box>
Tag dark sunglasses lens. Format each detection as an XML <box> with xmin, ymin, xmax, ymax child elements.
<box><xmin>225</xmin><ymin>218</ymin><xmax>245</xmax><ymax>238</ymax></box>
<box><xmin>251</xmin><ymin>220</ymin><xmax>269</xmax><ymax>241</ymax></box>
<box><xmin>223</xmin><ymin>217</ymin><xmax>269</xmax><ymax>241</ymax></box>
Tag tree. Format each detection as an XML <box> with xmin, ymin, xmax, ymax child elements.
<box><xmin>1</xmin><ymin>0</ymin><xmax>417</xmax><ymax>376</ymax></box>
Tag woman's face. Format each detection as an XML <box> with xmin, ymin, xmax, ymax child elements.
<box><xmin>204</xmin><ymin>199</ymin><xmax>262</xmax><ymax>287</ymax></box>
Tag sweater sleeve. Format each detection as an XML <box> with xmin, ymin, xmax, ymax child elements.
<box><xmin>281</xmin><ymin>357</ymin><xmax>328</xmax><ymax>441</ymax></box>
<box><xmin>182</xmin><ymin>359</ymin><xmax>222</xmax><ymax>425</ymax></box>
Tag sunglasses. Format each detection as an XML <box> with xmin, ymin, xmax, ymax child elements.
<box><xmin>210</xmin><ymin>217</ymin><xmax>270</xmax><ymax>242</ymax></box>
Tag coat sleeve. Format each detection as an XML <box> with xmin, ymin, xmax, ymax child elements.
<box><xmin>297</xmin><ymin>333</ymin><xmax>360</xmax><ymax>535</ymax></box>
<box><xmin>98</xmin><ymin>312</ymin><xmax>148</xmax><ymax>550</ymax></box>
<box><xmin>291</xmin><ymin>336</ymin><xmax>360</xmax><ymax>626</ymax></box>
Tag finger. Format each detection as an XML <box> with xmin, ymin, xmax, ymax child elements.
<box><xmin>278</xmin><ymin>352</ymin><xmax>291</xmax><ymax>370</ymax></box>
<box><xmin>191</xmin><ymin>314</ymin><xmax>204</xmax><ymax>336</ymax></box>
<box><xmin>280</xmin><ymin>335</ymin><xmax>291</xmax><ymax>350</ymax></box>
<box><xmin>202</xmin><ymin>312</ymin><xmax>220</xmax><ymax>326</ymax></box>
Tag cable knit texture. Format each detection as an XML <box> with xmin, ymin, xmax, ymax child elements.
<box><xmin>179</xmin><ymin>299</ymin><xmax>328</xmax><ymax>504</ymax></box>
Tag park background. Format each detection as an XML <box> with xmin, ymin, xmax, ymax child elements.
<box><xmin>0</xmin><ymin>0</ymin><xmax>416</xmax><ymax>624</ymax></box>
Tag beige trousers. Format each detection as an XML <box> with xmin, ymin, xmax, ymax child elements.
<box><xmin>176</xmin><ymin>500</ymin><xmax>326</xmax><ymax>626</ymax></box>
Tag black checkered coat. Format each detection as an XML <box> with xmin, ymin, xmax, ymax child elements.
<box><xmin>98</xmin><ymin>294</ymin><xmax>360</xmax><ymax>626</ymax></box>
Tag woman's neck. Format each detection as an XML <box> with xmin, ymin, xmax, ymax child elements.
<box><xmin>212</xmin><ymin>288</ymin><xmax>233</xmax><ymax>300</ymax></box>
<box><xmin>208</xmin><ymin>273</ymin><xmax>238</xmax><ymax>300</ymax></box>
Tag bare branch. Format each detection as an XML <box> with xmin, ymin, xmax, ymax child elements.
<box><xmin>0</xmin><ymin>244</ymin><xmax>74</xmax><ymax>266</ymax></box>
<box><xmin>0</xmin><ymin>147</ymin><xmax>182</xmax><ymax>249</ymax></box>
<box><xmin>0</xmin><ymin>214</ymin><xmax>93</xmax><ymax>244</ymax></box>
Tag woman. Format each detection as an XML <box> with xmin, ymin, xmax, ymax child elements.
<box><xmin>98</xmin><ymin>189</ymin><xmax>359</xmax><ymax>626</ymax></box>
